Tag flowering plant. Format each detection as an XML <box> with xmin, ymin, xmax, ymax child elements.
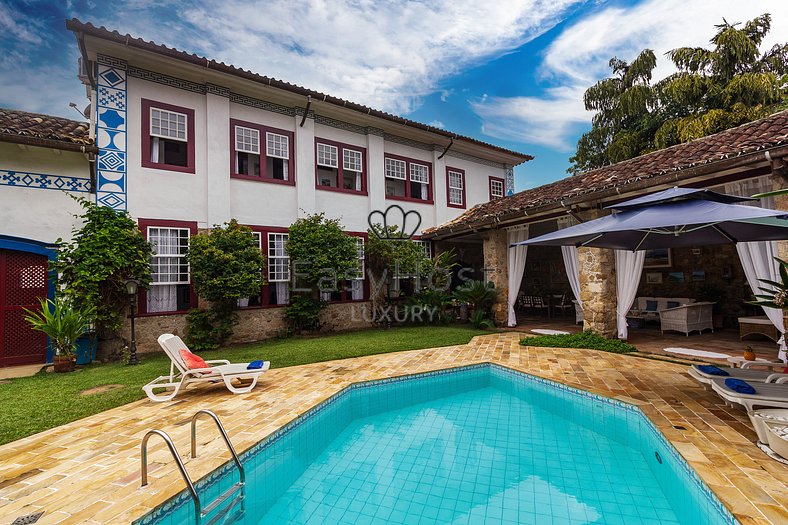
<box><xmin>749</xmin><ymin>257</ymin><xmax>788</xmax><ymax>309</ymax></box>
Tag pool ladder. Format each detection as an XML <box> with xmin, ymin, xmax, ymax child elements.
<box><xmin>141</xmin><ymin>409</ymin><xmax>245</xmax><ymax>525</ymax></box>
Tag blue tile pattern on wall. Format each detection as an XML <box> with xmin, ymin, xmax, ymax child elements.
<box><xmin>95</xmin><ymin>55</ymin><xmax>128</xmax><ymax>210</ymax></box>
<box><xmin>0</xmin><ymin>169</ymin><xmax>91</xmax><ymax>193</ymax></box>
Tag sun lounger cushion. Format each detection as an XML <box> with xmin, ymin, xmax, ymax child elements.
<box><xmin>179</xmin><ymin>349</ymin><xmax>211</xmax><ymax>372</ymax></box>
<box><xmin>698</xmin><ymin>365</ymin><xmax>728</xmax><ymax>376</ymax></box>
<box><xmin>725</xmin><ymin>378</ymin><xmax>756</xmax><ymax>394</ymax></box>
<box><xmin>247</xmin><ymin>360</ymin><xmax>265</xmax><ymax>370</ymax></box>
<box><xmin>646</xmin><ymin>300</ymin><xmax>658</xmax><ymax>311</ymax></box>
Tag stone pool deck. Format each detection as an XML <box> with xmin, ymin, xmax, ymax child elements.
<box><xmin>0</xmin><ymin>332</ymin><xmax>786</xmax><ymax>524</ymax></box>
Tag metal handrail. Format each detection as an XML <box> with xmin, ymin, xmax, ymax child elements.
<box><xmin>140</xmin><ymin>429</ymin><xmax>201</xmax><ymax>522</ymax></box>
<box><xmin>190</xmin><ymin>410</ymin><xmax>245</xmax><ymax>487</ymax></box>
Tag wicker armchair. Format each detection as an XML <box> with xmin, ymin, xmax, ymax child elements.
<box><xmin>659</xmin><ymin>302</ymin><xmax>715</xmax><ymax>336</ymax></box>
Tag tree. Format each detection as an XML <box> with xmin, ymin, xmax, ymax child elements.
<box><xmin>54</xmin><ymin>198</ymin><xmax>152</xmax><ymax>361</ymax></box>
<box><xmin>655</xmin><ymin>13</ymin><xmax>787</xmax><ymax>148</ymax></box>
<box><xmin>568</xmin><ymin>50</ymin><xmax>659</xmax><ymax>174</ymax></box>
<box><xmin>569</xmin><ymin>13</ymin><xmax>788</xmax><ymax>174</ymax></box>
<box><xmin>186</xmin><ymin>220</ymin><xmax>264</xmax><ymax>350</ymax></box>
<box><xmin>284</xmin><ymin>213</ymin><xmax>358</xmax><ymax>331</ymax></box>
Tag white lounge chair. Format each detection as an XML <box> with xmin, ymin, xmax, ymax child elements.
<box><xmin>143</xmin><ymin>334</ymin><xmax>270</xmax><ymax>402</ymax></box>
<box><xmin>709</xmin><ymin>377</ymin><xmax>788</xmax><ymax>414</ymax></box>
<box><xmin>688</xmin><ymin>365</ymin><xmax>788</xmax><ymax>387</ymax></box>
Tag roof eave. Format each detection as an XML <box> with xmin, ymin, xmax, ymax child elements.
<box><xmin>0</xmin><ymin>132</ymin><xmax>98</xmax><ymax>154</ymax></box>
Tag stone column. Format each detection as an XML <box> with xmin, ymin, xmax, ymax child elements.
<box><xmin>483</xmin><ymin>229</ymin><xmax>509</xmax><ymax>325</ymax></box>
<box><xmin>578</xmin><ymin>246</ymin><xmax>617</xmax><ymax>337</ymax></box>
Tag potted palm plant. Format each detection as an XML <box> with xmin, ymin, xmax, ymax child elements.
<box><xmin>24</xmin><ymin>296</ymin><xmax>96</xmax><ymax>372</ymax></box>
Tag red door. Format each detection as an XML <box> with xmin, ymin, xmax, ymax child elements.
<box><xmin>0</xmin><ymin>250</ymin><xmax>48</xmax><ymax>367</ymax></box>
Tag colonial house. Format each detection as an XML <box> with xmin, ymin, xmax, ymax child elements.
<box><xmin>424</xmin><ymin>111</ymin><xmax>788</xmax><ymax>342</ymax></box>
<box><xmin>0</xmin><ymin>20</ymin><xmax>531</xmax><ymax>365</ymax></box>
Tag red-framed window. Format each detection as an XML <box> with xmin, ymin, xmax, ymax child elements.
<box><xmin>230</xmin><ymin>119</ymin><xmax>295</xmax><ymax>185</ymax></box>
<box><xmin>141</xmin><ymin>99</ymin><xmax>195</xmax><ymax>173</ymax></box>
<box><xmin>138</xmin><ymin>218</ymin><xmax>198</xmax><ymax>315</ymax></box>
<box><xmin>320</xmin><ymin>232</ymin><xmax>368</xmax><ymax>303</ymax></box>
<box><xmin>446</xmin><ymin>167</ymin><xmax>466</xmax><ymax>208</ymax></box>
<box><xmin>489</xmin><ymin>176</ymin><xmax>505</xmax><ymax>200</ymax></box>
<box><xmin>384</xmin><ymin>153</ymin><xmax>433</xmax><ymax>204</ymax></box>
<box><xmin>315</xmin><ymin>138</ymin><xmax>367</xmax><ymax>195</ymax></box>
<box><xmin>238</xmin><ymin>226</ymin><xmax>291</xmax><ymax>308</ymax></box>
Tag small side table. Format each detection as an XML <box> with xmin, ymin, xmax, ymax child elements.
<box><xmin>626</xmin><ymin>314</ymin><xmax>646</xmax><ymax>329</ymax></box>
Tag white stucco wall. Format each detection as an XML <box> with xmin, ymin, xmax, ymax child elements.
<box><xmin>0</xmin><ymin>143</ymin><xmax>90</xmax><ymax>244</ymax></box>
<box><xmin>121</xmin><ymin>75</ymin><xmax>511</xmax><ymax>234</ymax></box>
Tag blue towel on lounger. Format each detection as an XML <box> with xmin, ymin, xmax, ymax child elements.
<box><xmin>247</xmin><ymin>360</ymin><xmax>265</xmax><ymax>370</ymax></box>
<box><xmin>724</xmin><ymin>378</ymin><xmax>755</xmax><ymax>395</ymax></box>
<box><xmin>697</xmin><ymin>365</ymin><xmax>728</xmax><ymax>376</ymax></box>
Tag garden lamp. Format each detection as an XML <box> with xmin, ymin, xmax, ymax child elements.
<box><xmin>124</xmin><ymin>278</ymin><xmax>140</xmax><ymax>365</ymax></box>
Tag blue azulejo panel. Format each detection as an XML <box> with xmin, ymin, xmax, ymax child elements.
<box><xmin>0</xmin><ymin>169</ymin><xmax>91</xmax><ymax>193</ymax></box>
<box><xmin>135</xmin><ymin>364</ymin><xmax>739</xmax><ymax>525</ymax></box>
<box><xmin>95</xmin><ymin>56</ymin><xmax>128</xmax><ymax>211</ymax></box>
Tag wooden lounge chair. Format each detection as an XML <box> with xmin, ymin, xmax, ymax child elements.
<box><xmin>142</xmin><ymin>334</ymin><xmax>270</xmax><ymax>402</ymax></box>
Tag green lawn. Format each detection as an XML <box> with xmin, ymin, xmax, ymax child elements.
<box><xmin>0</xmin><ymin>326</ymin><xmax>489</xmax><ymax>445</ymax></box>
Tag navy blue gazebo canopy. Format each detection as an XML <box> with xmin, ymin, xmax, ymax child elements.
<box><xmin>513</xmin><ymin>188</ymin><xmax>788</xmax><ymax>250</ymax></box>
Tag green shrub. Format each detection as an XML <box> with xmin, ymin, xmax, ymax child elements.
<box><xmin>469</xmin><ymin>308</ymin><xmax>495</xmax><ymax>330</ymax></box>
<box><xmin>520</xmin><ymin>330</ymin><xmax>636</xmax><ymax>354</ymax></box>
<box><xmin>185</xmin><ymin>307</ymin><xmax>238</xmax><ymax>351</ymax></box>
<box><xmin>284</xmin><ymin>294</ymin><xmax>325</xmax><ymax>332</ymax></box>
<box><xmin>406</xmin><ymin>289</ymin><xmax>453</xmax><ymax>325</ymax></box>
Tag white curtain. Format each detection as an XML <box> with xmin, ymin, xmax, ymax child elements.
<box><xmin>420</xmin><ymin>182</ymin><xmax>428</xmax><ymax>200</ymax></box>
<box><xmin>351</xmin><ymin>279</ymin><xmax>363</xmax><ymax>300</ymax></box>
<box><xmin>615</xmin><ymin>250</ymin><xmax>645</xmax><ymax>339</ymax></box>
<box><xmin>736</xmin><ymin>241</ymin><xmax>787</xmax><ymax>361</ymax></box>
<box><xmin>720</xmin><ymin>175</ymin><xmax>775</xmax><ymax>209</ymax></box>
<box><xmin>150</xmin><ymin>137</ymin><xmax>160</xmax><ymax>163</ymax></box>
<box><xmin>276</xmin><ymin>282</ymin><xmax>290</xmax><ymax>305</ymax></box>
<box><xmin>562</xmin><ymin>246</ymin><xmax>582</xmax><ymax>308</ymax></box>
<box><xmin>355</xmin><ymin>172</ymin><xmax>362</xmax><ymax>192</ymax></box>
<box><xmin>507</xmin><ymin>225</ymin><xmax>529</xmax><ymax>327</ymax></box>
<box><xmin>147</xmin><ymin>285</ymin><xmax>177</xmax><ymax>312</ymax></box>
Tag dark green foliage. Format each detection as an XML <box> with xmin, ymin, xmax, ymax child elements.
<box><xmin>366</xmin><ymin>226</ymin><xmax>425</xmax><ymax>282</ymax></box>
<box><xmin>748</xmin><ymin>257</ymin><xmax>788</xmax><ymax>309</ymax></box>
<box><xmin>188</xmin><ymin>219</ymin><xmax>265</xmax><ymax>303</ymax></box>
<box><xmin>285</xmin><ymin>214</ymin><xmax>358</xmax><ymax>331</ymax></box>
<box><xmin>186</xmin><ymin>220</ymin><xmax>265</xmax><ymax>349</ymax></box>
<box><xmin>468</xmin><ymin>308</ymin><xmax>495</xmax><ymax>330</ymax></box>
<box><xmin>53</xmin><ymin>198</ymin><xmax>152</xmax><ymax>358</ymax></box>
<box><xmin>569</xmin><ymin>13</ymin><xmax>787</xmax><ymax>174</ymax></box>
<box><xmin>185</xmin><ymin>307</ymin><xmax>238</xmax><ymax>351</ymax></box>
<box><xmin>406</xmin><ymin>289</ymin><xmax>454</xmax><ymax>325</ymax></box>
<box><xmin>24</xmin><ymin>297</ymin><xmax>95</xmax><ymax>357</ymax></box>
<box><xmin>286</xmin><ymin>213</ymin><xmax>359</xmax><ymax>290</ymax></box>
<box><xmin>453</xmin><ymin>280</ymin><xmax>497</xmax><ymax>313</ymax></box>
<box><xmin>284</xmin><ymin>294</ymin><xmax>325</xmax><ymax>332</ymax></box>
<box><xmin>521</xmin><ymin>330</ymin><xmax>636</xmax><ymax>354</ymax></box>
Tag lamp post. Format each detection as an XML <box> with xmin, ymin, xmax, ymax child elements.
<box><xmin>124</xmin><ymin>278</ymin><xmax>140</xmax><ymax>365</ymax></box>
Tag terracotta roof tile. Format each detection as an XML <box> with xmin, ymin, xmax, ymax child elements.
<box><xmin>0</xmin><ymin>107</ymin><xmax>93</xmax><ymax>148</ymax></box>
<box><xmin>427</xmin><ymin>110</ymin><xmax>788</xmax><ymax>237</ymax></box>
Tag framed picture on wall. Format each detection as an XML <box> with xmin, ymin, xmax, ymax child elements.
<box><xmin>668</xmin><ymin>272</ymin><xmax>685</xmax><ymax>283</ymax></box>
<box><xmin>692</xmin><ymin>270</ymin><xmax>706</xmax><ymax>281</ymax></box>
<box><xmin>643</xmin><ymin>248</ymin><xmax>672</xmax><ymax>268</ymax></box>
<box><xmin>646</xmin><ymin>272</ymin><xmax>662</xmax><ymax>284</ymax></box>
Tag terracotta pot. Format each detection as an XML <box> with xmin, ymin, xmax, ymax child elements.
<box><xmin>53</xmin><ymin>356</ymin><xmax>76</xmax><ymax>373</ymax></box>
<box><xmin>743</xmin><ymin>349</ymin><xmax>757</xmax><ymax>361</ymax></box>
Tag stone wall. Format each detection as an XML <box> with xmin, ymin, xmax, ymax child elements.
<box><xmin>578</xmin><ymin>246</ymin><xmax>617</xmax><ymax>337</ymax></box>
<box><xmin>483</xmin><ymin>229</ymin><xmax>508</xmax><ymax>325</ymax></box>
<box><xmin>123</xmin><ymin>301</ymin><xmax>373</xmax><ymax>354</ymax></box>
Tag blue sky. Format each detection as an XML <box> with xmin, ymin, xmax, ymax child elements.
<box><xmin>1</xmin><ymin>0</ymin><xmax>785</xmax><ymax>191</ymax></box>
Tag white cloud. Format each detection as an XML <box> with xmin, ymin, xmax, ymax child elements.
<box><xmin>0</xmin><ymin>2</ymin><xmax>44</xmax><ymax>45</ymax></box>
<box><xmin>428</xmin><ymin>120</ymin><xmax>445</xmax><ymax>129</ymax></box>
<box><xmin>97</xmin><ymin>0</ymin><xmax>584</xmax><ymax>115</ymax></box>
<box><xmin>473</xmin><ymin>0</ymin><xmax>788</xmax><ymax>150</ymax></box>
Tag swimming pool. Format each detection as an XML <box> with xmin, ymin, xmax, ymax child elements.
<box><xmin>135</xmin><ymin>364</ymin><xmax>738</xmax><ymax>525</ymax></box>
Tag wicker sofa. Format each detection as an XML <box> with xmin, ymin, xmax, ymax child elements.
<box><xmin>633</xmin><ymin>297</ymin><xmax>695</xmax><ymax>322</ymax></box>
<box><xmin>659</xmin><ymin>302</ymin><xmax>715</xmax><ymax>336</ymax></box>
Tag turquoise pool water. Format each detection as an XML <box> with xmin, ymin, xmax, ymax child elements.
<box><xmin>136</xmin><ymin>364</ymin><xmax>738</xmax><ymax>525</ymax></box>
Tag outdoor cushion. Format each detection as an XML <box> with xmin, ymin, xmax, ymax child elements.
<box><xmin>247</xmin><ymin>360</ymin><xmax>265</xmax><ymax>370</ymax></box>
<box><xmin>645</xmin><ymin>300</ymin><xmax>658</xmax><ymax>311</ymax></box>
<box><xmin>725</xmin><ymin>378</ymin><xmax>756</xmax><ymax>395</ymax></box>
<box><xmin>667</xmin><ymin>301</ymin><xmax>680</xmax><ymax>309</ymax></box>
<box><xmin>179</xmin><ymin>349</ymin><xmax>211</xmax><ymax>372</ymax></box>
<box><xmin>698</xmin><ymin>365</ymin><xmax>728</xmax><ymax>376</ymax></box>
